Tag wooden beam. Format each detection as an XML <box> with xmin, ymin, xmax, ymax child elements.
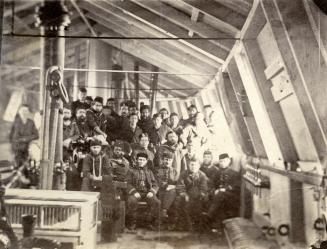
<box><xmin>81</xmin><ymin>2</ymin><xmax>218</xmax><ymax>75</ymax></box>
<box><xmin>163</xmin><ymin>0</ymin><xmax>240</xmax><ymax>37</ymax></box>
<box><xmin>261</xmin><ymin>0</ymin><xmax>327</xmax><ymax>158</ymax></box>
<box><xmin>134</xmin><ymin>62</ymin><xmax>140</xmax><ymax>107</ymax></box>
<box><xmin>180</xmin><ymin>0</ymin><xmax>246</xmax><ymax>30</ymax></box>
<box><xmin>188</xmin><ymin>7</ymin><xmax>200</xmax><ymax>37</ymax></box>
<box><xmin>150</xmin><ymin>66</ymin><xmax>159</xmax><ymax>115</ymax></box>
<box><xmin>104</xmin><ymin>0</ymin><xmax>227</xmax><ymax>62</ymax></box>
<box><xmin>212</xmin><ymin>0</ymin><xmax>251</xmax><ymax>16</ymax></box>
<box><xmin>130</xmin><ymin>0</ymin><xmax>234</xmax><ymax>51</ymax></box>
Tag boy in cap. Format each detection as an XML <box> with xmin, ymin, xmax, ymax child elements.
<box><xmin>155</xmin><ymin>151</ymin><xmax>179</xmax><ymax>224</ymax></box>
<box><xmin>126</xmin><ymin>152</ymin><xmax>160</xmax><ymax>231</ymax></box>
<box><xmin>204</xmin><ymin>153</ymin><xmax>241</xmax><ymax>233</ymax></box>
<box><xmin>81</xmin><ymin>138</ymin><xmax>112</xmax><ymax>191</ymax></box>
<box><xmin>176</xmin><ymin>157</ymin><xmax>208</xmax><ymax>231</ymax></box>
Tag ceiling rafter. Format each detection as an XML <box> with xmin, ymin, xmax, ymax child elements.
<box><xmin>129</xmin><ymin>0</ymin><xmax>234</xmax><ymax>51</ymax></box>
<box><xmin>212</xmin><ymin>0</ymin><xmax>252</xmax><ymax>16</ymax></box>
<box><xmin>103</xmin><ymin>0</ymin><xmax>227</xmax><ymax>63</ymax></box>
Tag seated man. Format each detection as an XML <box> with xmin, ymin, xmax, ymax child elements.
<box><xmin>119</xmin><ymin>113</ymin><xmax>143</xmax><ymax>144</ymax></box>
<box><xmin>109</xmin><ymin>140</ymin><xmax>130</xmax><ymax>183</ymax></box>
<box><xmin>131</xmin><ymin>133</ymin><xmax>154</xmax><ymax>170</ymax></box>
<box><xmin>200</xmin><ymin>150</ymin><xmax>219</xmax><ymax>191</ymax></box>
<box><xmin>63</xmin><ymin>115</ymin><xmax>80</xmax><ymax>162</ymax></box>
<box><xmin>205</xmin><ymin>153</ymin><xmax>241</xmax><ymax>232</ymax></box>
<box><xmin>176</xmin><ymin>157</ymin><xmax>208</xmax><ymax>231</ymax></box>
<box><xmin>155</xmin><ymin>152</ymin><xmax>179</xmax><ymax>224</ymax></box>
<box><xmin>81</xmin><ymin>138</ymin><xmax>112</xmax><ymax>192</ymax></box>
<box><xmin>126</xmin><ymin>152</ymin><xmax>160</xmax><ymax>231</ymax></box>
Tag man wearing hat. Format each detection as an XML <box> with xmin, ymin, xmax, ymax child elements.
<box><xmin>200</xmin><ymin>150</ymin><xmax>219</xmax><ymax>191</ymax></box>
<box><xmin>109</xmin><ymin>140</ymin><xmax>130</xmax><ymax>183</ymax></box>
<box><xmin>81</xmin><ymin>138</ymin><xmax>112</xmax><ymax>191</ymax></box>
<box><xmin>126</xmin><ymin>152</ymin><xmax>160</xmax><ymax>231</ymax></box>
<box><xmin>131</xmin><ymin>133</ymin><xmax>155</xmax><ymax>170</ymax></box>
<box><xmin>204</xmin><ymin>153</ymin><xmax>241</xmax><ymax>232</ymax></box>
<box><xmin>176</xmin><ymin>157</ymin><xmax>208</xmax><ymax>231</ymax></box>
<box><xmin>86</xmin><ymin>96</ymin><xmax>107</xmax><ymax>139</ymax></box>
<box><xmin>155</xmin><ymin>151</ymin><xmax>179</xmax><ymax>222</ymax></box>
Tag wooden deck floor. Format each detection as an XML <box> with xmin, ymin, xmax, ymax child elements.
<box><xmin>97</xmin><ymin>230</ymin><xmax>229</xmax><ymax>249</ymax></box>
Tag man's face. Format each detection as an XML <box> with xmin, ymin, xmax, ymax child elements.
<box><xmin>113</xmin><ymin>146</ymin><xmax>124</xmax><ymax>158</ymax></box>
<box><xmin>85</xmin><ymin>99</ymin><xmax>92</xmax><ymax>105</ymax></box>
<box><xmin>167</xmin><ymin>133</ymin><xmax>178</xmax><ymax>145</ymax></box>
<box><xmin>107</xmin><ymin>100</ymin><xmax>115</xmax><ymax>109</ymax></box>
<box><xmin>120</xmin><ymin>105</ymin><xmax>129</xmax><ymax>117</ymax></box>
<box><xmin>129</xmin><ymin>107</ymin><xmax>137</xmax><ymax>114</ymax></box>
<box><xmin>129</xmin><ymin>114</ymin><xmax>139</xmax><ymax>127</ymax></box>
<box><xmin>188</xmin><ymin>107</ymin><xmax>197</xmax><ymax>118</ymax></box>
<box><xmin>137</xmin><ymin>157</ymin><xmax>148</xmax><ymax>167</ymax></box>
<box><xmin>93</xmin><ymin>102</ymin><xmax>103</xmax><ymax>112</ymax></box>
<box><xmin>203</xmin><ymin>154</ymin><xmax>213</xmax><ymax>165</ymax></box>
<box><xmin>154</xmin><ymin>116</ymin><xmax>162</xmax><ymax>128</ymax></box>
<box><xmin>160</xmin><ymin>110</ymin><xmax>169</xmax><ymax>120</ymax></box>
<box><xmin>219</xmin><ymin>157</ymin><xmax>231</xmax><ymax>169</ymax></box>
<box><xmin>78</xmin><ymin>91</ymin><xmax>87</xmax><ymax>101</ymax></box>
<box><xmin>139</xmin><ymin>136</ymin><xmax>149</xmax><ymax>148</ymax></box>
<box><xmin>76</xmin><ymin>109</ymin><xmax>86</xmax><ymax>120</ymax></box>
<box><xmin>90</xmin><ymin>145</ymin><xmax>101</xmax><ymax>155</ymax></box>
<box><xmin>170</xmin><ymin>115</ymin><xmax>179</xmax><ymax>127</ymax></box>
<box><xmin>189</xmin><ymin>161</ymin><xmax>200</xmax><ymax>174</ymax></box>
<box><xmin>140</xmin><ymin>108</ymin><xmax>150</xmax><ymax>119</ymax></box>
<box><xmin>163</xmin><ymin>157</ymin><xmax>173</xmax><ymax>168</ymax></box>
<box><xmin>63</xmin><ymin>108</ymin><xmax>72</xmax><ymax>119</ymax></box>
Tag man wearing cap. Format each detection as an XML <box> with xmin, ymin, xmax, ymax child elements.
<box><xmin>126</xmin><ymin>152</ymin><xmax>160</xmax><ymax>231</ymax></box>
<box><xmin>131</xmin><ymin>133</ymin><xmax>155</xmax><ymax>171</ymax></box>
<box><xmin>204</xmin><ymin>153</ymin><xmax>241</xmax><ymax>232</ymax></box>
<box><xmin>109</xmin><ymin>140</ymin><xmax>130</xmax><ymax>183</ymax></box>
<box><xmin>71</xmin><ymin>87</ymin><xmax>89</xmax><ymax>117</ymax></box>
<box><xmin>155</xmin><ymin>151</ymin><xmax>179</xmax><ymax>223</ymax></box>
<box><xmin>176</xmin><ymin>157</ymin><xmax>208</xmax><ymax>231</ymax></box>
<box><xmin>200</xmin><ymin>150</ymin><xmax>219</xmax><ymax>190</ymax></box>
<box><xmin>86</xmin><ymin>96</ymin><xmax>107</xmax><ymax>139</ymax></box>
<box><xmin>81</xmin><ymin>138</ymin><xmax>112</xmax><ymax>191</ymax></box>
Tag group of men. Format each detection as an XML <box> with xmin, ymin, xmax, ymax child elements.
<box><xmin>60</xmin><ymin>87</ymin><xmax>241</xmax><ymax>233</ymax></box>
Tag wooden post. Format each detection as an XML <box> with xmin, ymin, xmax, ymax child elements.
<box><xmin>150</xmin><ymin>66</ymin><xmax>159</xmax><ymax>115</ymax></box>
<box><xmin>0</xmin><ymin>0</ymin><xmax>4</xmax><ymax>64</ymax></box>
<box><xmin>134</xmin><ymin>62</ymin><xmax>140</xmax><ymax>108</ymax></box>
<box><xmin>36</xmin><ymin>1</ymin><xmax>70</xmax><ymax>189</ymax></box>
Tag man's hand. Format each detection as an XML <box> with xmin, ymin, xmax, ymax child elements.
<box><xmin>166</xmin><ymin>185</ymin><xmax>176</xmax><ymax>191</ymax></box>
<box><xmin>146</xmin><ymin>192</ymin><xmax>154</xmax><ymax>198</ymax></box>
<box><xmin>134</xmin><ymin>192</ymin><xmax>141</xmax><ymax>199</ymax></box>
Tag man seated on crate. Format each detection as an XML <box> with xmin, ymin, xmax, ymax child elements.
<box><xmin>203</xmin><ymin>153</ymin><xmax>241</xmax><ymax>233</ymax></box>
<box><xmin>126</xmin><ymin>152</ymin><xmax>160</xmax><ymax>231</ymax></box>
<box><xmin>155</xmin><ymin>151</ymin><xmax>179</xmax><ymax>227</ymax></box>
<box><xmin>176</xmin><ymin>157</ymin><xmax>208</xmax><ymax>232</ymax></box>
<box><xmin>81</xmin><ymin>138</ymin><xmax>112</xmax><ymax>192</ymax></box>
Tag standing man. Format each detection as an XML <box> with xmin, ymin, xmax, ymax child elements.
<box><xmin>159</xmin><ymin>108</ymin><xmax>170</xmax><ymax>126</ymax></box>
<box><xmin>86</xmin><ymin>96</ymin><xmax>107</xmax><ymax>139</ymax></box>
<box><xmin>137</xmin><ymin>105</ymin><xmax>153</xmax><ymax>135</ymax></box>
<box><xmin>71</xmin><ymin>87</ymin><xmax>88</xmax><ymax>117</ymax></box>
<box><xmin>148</xmin><ymin>113</ymin><xmax>172</xmax><ymax>152</ymax></box>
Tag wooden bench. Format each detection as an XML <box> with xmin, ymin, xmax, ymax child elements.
<box><xmin>223</xmin><ymin>217</ymin><xmax>279</xmax><ymax>249</ymax></box>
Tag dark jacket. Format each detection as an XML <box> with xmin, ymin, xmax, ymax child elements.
<box><xmin>131</xmin><ymin>144</ymin><xmax>154</xmax><ymax>170</ymax></box>
<box><xmin>82</xmin><ymin>152</ymin><xmax>112</xmax><ymax>179</ymax></box>
<box><xmin>109</xmin><ymin>157</ymin><xmax>130</xmax><ymax>182</ymax></box>
<box><xmin>148</xmin><ymin>124</ymin><xmax>173</xmax><ymax>149</ymax></box>
<box><xmin>119</xmin><ymin>126</ymin><xmax>143</xmax><ymax>144</ymax></box>
<box><xmin>11</xmin><ymin>117</ymin><xmax>39</xmax><ymax>152</ymax></box>
<box><xmin>177</xmin><ymin>170</ymin><xmax>208</xmax><ymax>198</ymax></box>
<box><xmin>86</xmin><ymin>108</ymin><xmax>107</xmax><ymax>134</ymax></box>
<box><xmin>154</xmin><ymin>143</ymin><xmax>184</xmax><ymax>177</ymax></box>
<box><xmin>75</xmin><ymin>119</ymin><xmax>93</xmax><ymax>138</ymax></box>
<box><xmin>200</xmin><ymin>164</ymin><xmax>219</xmax><ymax>191</ymax></box>
<box><xmin>155</xmin><ymin>165</ymin><xmax>179</xmax><ymax>190</ymax></box>
<box><xmin>137</xmin><ymin>117</ymin><xmax>154</xmax><ymax>135</ymax></box>
<box><xmin>214</xmin><ymin>167</ymin><xmax>241</xmax><ymax>193</ymax></box>
<box><xmin>126</xmin><ymin>166</ymin><xmax>158</xmax><ymax>195</ymax></box>
<box><xmin>71</xmin><ymin>100</ymin><xmax>90</xmax><ymax>117</ymax></box>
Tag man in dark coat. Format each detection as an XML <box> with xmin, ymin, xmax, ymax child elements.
<box><xmin>204</xmin><ymin>153</ymin><xmax>241</xmax><ymax>232</ymax></box>
<box><xmin>155</xmin><ymin>151</ymin><xmax>179</xmax><ymax>222</ymax></box>
<box><xmin>75</xmin><ymin>106</ymin><xmax>93</xmax><ymax>138</ymax></box>
<box><xmin>71</xmin><ymin>87</ymin><xmax>89</xmax><ymax>117</ymax></box>
<box><xmin>86</xmin><ymin>96</ymin><xmax>107</xmax><ymax>138</ymax></box>
<box><xmin>137</xmin><ymin>105</ymin><xmax>153</xmax><ymax>135</ymax></box>
<box><xmin>126</xmin><ymin>152</ymin><xmax>160</xmax><ymax>231</ymax></box>
<box><xmin>11</xmin><ymin>105</ymin><xmax>39</xmax><ymax>167</ymax></box>
<box><xmin>200</xmin><ymin>150</ymin><xmax>219</xmax><ymax>191</ymax></box>
<box><xmin>81</xmin><ymin>138</ymin><xmax>112</xmax><ymax>192</ymax></box>
<box><xmin>148</xmin><ymin>113</ymin><xmax>172</xmax><ymax>151</ymax></box>
<box><xmin>119</xmin><ymin>113</ymin><xmax>143</xmax><ymax>144</ymax></box>
<box><xmin>109</xmin><ymin>140</ymin><xmax>130</xmax><ymax>183</ymax></box>
<box><xmin>131</xmin><ymin>133</ymin><xmax>155</xmax><ymax>170</ymax></box>
<box><xmin>176</xmin><ymin>157</ymin><xmax>208</xmax><ymax>231</ymax></box>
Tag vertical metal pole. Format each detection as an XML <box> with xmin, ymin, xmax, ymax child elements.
<box><xmin>36</xmin><ymin>1</ymin><xmax>70</xmax><ymax>189</ymax></box>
